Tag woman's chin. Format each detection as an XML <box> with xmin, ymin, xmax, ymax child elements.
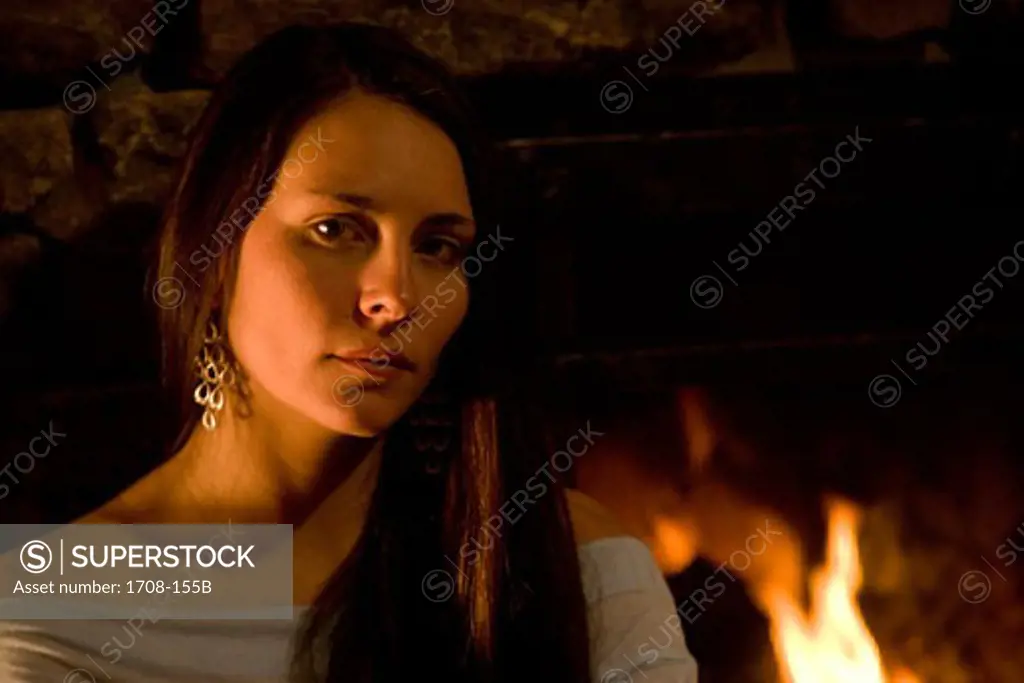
<box><xmin>319</xmin><ymin>393</ymin><xmax>405</xmax><ymax>437</ymax></box>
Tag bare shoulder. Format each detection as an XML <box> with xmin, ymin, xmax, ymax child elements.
<box><xmin>71</xmin><ymin>506</ymin><xmax>123</xmax><ymax>524</ymax></box>
<box><xmin>71</xmin><ymin>477</ymin><xmax>161</xmax><ymax>525</ymax></box>
<box><xmin>70</xmin><ymin>485</ymin><xmax>146</xmax><ymax>524</ymax></box>
<box><xmin>565</xmin><ymin>489</ymin><xmax>632</xmax><ymax>545</ymax></box>
<box><xmin>73</xmin><ymin>456</ymin><xmax>184</xmax><ymax>524</ymax></box>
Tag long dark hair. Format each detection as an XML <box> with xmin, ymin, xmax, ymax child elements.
<box><xmin>151</xmin><ymin>22</ymin><xmax>591</xmax><ymax>683</ymax></box>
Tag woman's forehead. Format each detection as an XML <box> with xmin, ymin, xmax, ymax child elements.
<box><xmin>281</xmin><ymin>93</ymin><xmax>472</xmax><ymax>215</ymax></box>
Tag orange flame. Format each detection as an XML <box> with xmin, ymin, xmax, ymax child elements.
<box><xmin>679</xmin><ymin>387</ymin><xmax>715</xmax><ymax>476</ymax></box>
<box><xmin>650</xmin><ymin>514</ymin><xmax>700</xmax><ymax>574</ymax></box>
<box><xmin>758</xmin><ymin>498</ymin><xmax>919</xmax><ymax>683</ymax></box>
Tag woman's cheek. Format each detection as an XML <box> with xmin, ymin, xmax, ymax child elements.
<box><xmin>397</xmin><ymin>269</ymin><xmax>461</xmax><ymax>357</ymax></box>
<box><xmin>296</xmin><ymin>249</ymin><xmax>363</xmax><ymax>320</ymax></box>
<box><xmin>426</xmin><ymin>266</ymin><xmax>466</xmax><ymax>310</ymax></box>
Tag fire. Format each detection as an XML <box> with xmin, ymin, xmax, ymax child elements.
<box><xmin>679</xmin><ymin>387</ymin><xmax>715</xmax><ymax>476</ymax></box>
<box><xmin>758</xmin><ymin>498</ymin><xmax>919</xmax><ymax>683</ymax></box>
<box><xmin>657</xmin><ymin>388</ymin><xmax>920</xmax><ymax>681</ymax></box>
<box><xmin>650</xmin><ymin>514</ymin><xmax>700</xmax><ymax>574</ymax></box>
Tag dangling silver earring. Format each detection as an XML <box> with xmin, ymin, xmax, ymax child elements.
<box><xmin>193</xmin><ymin>319</ymin><xmax>234</xmax><ymax>431</ymax></box>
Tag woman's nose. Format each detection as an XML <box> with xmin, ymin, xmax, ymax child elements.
<box><xmin>357</xmin><ymin>246</ymin><xmax>416</xmax><ymax>326</ymax></box>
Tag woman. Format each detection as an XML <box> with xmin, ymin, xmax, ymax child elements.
<box><xmin>0</xmin><ymin>22</ymin><xmax>698</xmax><ymax>683</ymax></box>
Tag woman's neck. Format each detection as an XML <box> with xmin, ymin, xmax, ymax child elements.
<box><xmin>109</xmin><ymin>386</ymin><xmax>382</xmax><ymax>528</ymax></box>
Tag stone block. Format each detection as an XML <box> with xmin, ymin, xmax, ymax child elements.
<box><xmin>0</xmin><ymin>0</ymin><xmax>167</xmax><ymax>90</ymax></box>
<box><xmin>829</xmin><ymin>0</ymin><xmax>951</xmax><ymax>39</ymax></box>
<box><xmin>634</xmin><ymin>0</ymin><xmax>785</xmax><ymax>70</ymax></box>
<box><xmin>92</xmin><ymin>77</ymin><xmax>210</xmax><ymax>205</ymax></box>
<box><xmin>0</xmin><ymin>107</ymin><xmax>74</xmax><ymax>218</ymax></box>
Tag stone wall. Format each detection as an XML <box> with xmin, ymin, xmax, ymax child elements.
<box><xmin>1</xmin><ymin>0</ymin><xmax>985</xmax><ymax>248</ymax></box>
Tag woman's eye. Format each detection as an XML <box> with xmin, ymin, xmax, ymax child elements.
<box><xmin>307</xmin><ymin>216</ymin><xmax>363</xmax><ymax>247</ymax></box>
<box><xmin>418</xmin><ymin>237</ymin><xmax>466</xmax><ymax>265</ymax></box>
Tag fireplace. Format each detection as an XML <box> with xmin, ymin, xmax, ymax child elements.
<box><xmin>556</xmin><ymin>374</ymin><xmax>1023</xmax><ymax>683</ymax></box>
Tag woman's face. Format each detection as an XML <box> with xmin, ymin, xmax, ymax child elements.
<box><xmin>226</xmin><ymin>91</ymin><xmax>476</xmax><ymax>435</ymax></box>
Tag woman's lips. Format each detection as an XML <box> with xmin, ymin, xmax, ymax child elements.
<box><xmin>329</xmin><ymin>355</ymin><xmax>409</xmax><ymax>382</ymax></box>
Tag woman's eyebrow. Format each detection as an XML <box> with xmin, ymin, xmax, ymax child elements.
<box><xmin>309</xmin><ymin>189</ymin><xmax>475</xmax><ymax>229</ymax></box>
<box><xmin>309</xmin><ymin>190</ymin><xmax>376</xmax><ymax>210</ymax></box>
<box><xmin>420</xmin><ymin>213</ymin><xmax>476</xmax><ymax>231</ymax></box>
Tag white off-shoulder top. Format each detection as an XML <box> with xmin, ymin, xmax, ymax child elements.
<box><xmin>0</xmin><ymin>536</ymin><xmax>698</xmax><ymax>682</ymax></box>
